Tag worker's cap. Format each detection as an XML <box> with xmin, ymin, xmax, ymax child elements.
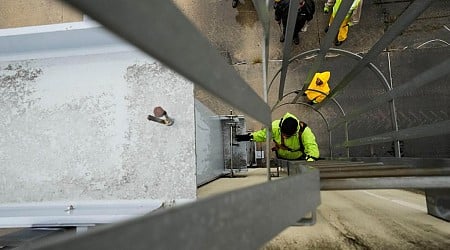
<box><xmin>280</xmin><ymin>117</ymin><xmax>298</xmax><ymax>136</ymax></box>
<box><xmin>274</xmin><ymin>0</ymin><xmax>281</xmax><ymax>2</ymax></box>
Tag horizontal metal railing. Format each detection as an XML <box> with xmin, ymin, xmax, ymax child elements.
<box><xmin>275</xmin><ymin>158</ymin><xmax>450</xmax><ymax>190</ymax></box>
<box><xmin>335</xmin><ymin>120</ymin><xmax>450</xmax><ymax>148</ymax></box>
<box><xmin>31</xmin><ymin>169</ymin><xmax>320</xmax><ymax>250</ymax></box>
<box><xmin>321</xmin><ymin>176</ymin><xmax>450</xmax><ymax>190</ymax></box>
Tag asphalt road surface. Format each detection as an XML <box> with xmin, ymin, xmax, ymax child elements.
<box><xmin>198</xmin><ymin>168</ymin><xmax>450</xmax><ymax>250</ymax></box>
<box><xmin>263</xmin><ymin>189</ymin><xmax>450</xmax><ymax>249</ymax></box>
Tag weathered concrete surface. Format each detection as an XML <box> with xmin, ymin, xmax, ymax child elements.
<box><xmin>0</xmin><ymin>50</ymin><xmax>196</xmax><ymax>202</ymax></box>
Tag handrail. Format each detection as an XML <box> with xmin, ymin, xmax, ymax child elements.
<box><xmin>334</xmin><ymin>120</ymin><xmax>450</xmax><ymax>148</ymax></box>
<box><xmin>32</xmin><ymin>169</ymin><xmax>320</xmax><ymax>250</ymax></box>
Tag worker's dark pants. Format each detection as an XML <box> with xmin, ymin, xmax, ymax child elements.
<box><xmin>282</xmin><ymin>15</ymin><xmax>307</xmax><ymax>39</ymax></box>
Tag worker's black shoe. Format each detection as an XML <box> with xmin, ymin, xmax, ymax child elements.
<box><xmin>293</xmin><ymin>35</ymin><xmax>299</xmax><ymax>45</ymax></box>
<box><xmin>280</xmin><ymin>34</ymin><xmax>285</xmax><ymax>43</ymax></box>
<box><xmin>324</xmin><ymin>26</ymin><xmax>329</xmax><ymax>33</ymax></box>
<box><xmin>232</xmin><ymin>0</ymin><xmax>239</xmax><ymax>8</ymax></box>
<box><xmin>335</xmin><ymin>40</ymin><xmax>343</xmax><ymax>46</ymax></box>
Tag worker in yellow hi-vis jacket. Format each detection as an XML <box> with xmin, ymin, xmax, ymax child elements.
<box><xmin>304</xmin><ymin>71</ymin><xmax>331</xmax><ymax>104</ymax></box>
<box><xmin>325</xmin><ymin>0</ymin><xmax>362</xmax><ymax>46</ymax></box>
<box><xmin>235</xmin><ymin>112</ymin><xmax>319</xmax><ymax>161</ymax></box>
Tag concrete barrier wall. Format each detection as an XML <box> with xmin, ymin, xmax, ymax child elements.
<box><xmin>0</xmin><ymin>25</ymin><xmax>197</xmax><ymax>204</ymax></box>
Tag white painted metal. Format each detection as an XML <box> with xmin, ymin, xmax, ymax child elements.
<box><xmin>0</xmin><ymin>200</ymin><xmax>163</xmax><ymax>228</ymax></box>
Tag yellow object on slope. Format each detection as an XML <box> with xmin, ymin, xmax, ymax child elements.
<box><xmin>305</xmin><ymin>71</ymin><xmax>331</xmax><ymax>103</ymax></box>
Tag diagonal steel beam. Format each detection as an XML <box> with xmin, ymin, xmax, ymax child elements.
<box><xmin>315</xmin><ymin>0</ymin><xmax>435</xmax><ymax>110</ymax></box>
<box><xmin>251</xmin><ymin>0</ymin><xmax>273</xmax><ymax>180</ymax></box>
<box><xmin>62</xmin><ymin>0</ymin><xmax>271</xmax><ymax>125</ymax></box>
<box><xmin>329</xmin><ymin>58</ymin><xmax>450</xmax><ymax>130</ymax></box>
<box><xmin>290</xmin><ymin>0</ymin><xmax>354</xmax><ymax>103</ymax></box>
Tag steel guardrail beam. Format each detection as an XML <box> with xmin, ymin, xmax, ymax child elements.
<box><xmin>321</xmin><ymin>176</ymin><xmax>450</xmax><ymax>190</ymax></box>
<box><xmin>62</xmin><ymin>0</ymin><xmax>271</xmax><ymax>125</ymax></box>
<box><xmin>32</xmin><ymin>170</ymin><xmax>320</xmax><ymax>250</ymax></box>
<box><xmin>315</xmin><ymin>0</ymin><xmax>435</xmax><ymax>110</ymax></box>
<box><xmin>342</xmin><ymin>157</ymin><xmax>450</xmax><ymax>168</ymax></box>
<box><xmin>334</xmin><ymin>120</ymin><xmax>450</xmax><ymax>148</ymax></box>
<box><xmin>320</xmin><ymin>168</ymin><xmax>450</xmax><ymax>178</ymax></box>
<box><xmin>319</xmin><ymin>165</ymin><xmax>411</xmax><ymax>172</ymax></box>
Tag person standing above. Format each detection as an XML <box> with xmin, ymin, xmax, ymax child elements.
<box><xmin>325</xmin><ymin>0</ymin><xmax>362</xmax><ymax>46</ymax></box>
<box><xmin>232</xmin><ymin>0</ymin><xmax>239</xmax><ymax>8</ymax></box>
<box><xmin>304</xmin><ymin>71</ymin><xmax>331</xmax><ymax>105</ymax></box>
<box><xmin>235</xmin><ymin>112</ymin><xmax>320</xmax><ymax>161</ymax></box>
<box><xmin>323</xmin><ymin>0</ymin><xmax>335</xmax><ymax>13</ymax></box>
<box><xmin>297</xmin><ymin>0</ymin><xmax>315</xmax><ymax>36</ymax></box>
<box><xmin>274</xmin><ymin>0</ymin><xmax>315</xmax><ymax>45</ymax></box>
<box><xmin>323</xmin><ymin>0</ymin><xmax>363</xmax><ymax>26</ymax></box>
<box><xmin>274</xmin><ymin>0</ymin><xmax>290</xmax><ymax>42</ymax></box>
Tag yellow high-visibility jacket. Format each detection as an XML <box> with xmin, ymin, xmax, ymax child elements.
<box><xmin>329</xmin><ymin>0</ymin><xmax>361</xmax><ymax>42</ymax></box>
<box><xmin>331</xmin><ymin>0</ymin><xmax>361</xmax><ymax>20</ymax></box>
<box><xmin>251</xmin><ymin>112</ymin><xmax>320</xmax><ymax>160</ymax></box>
<box><xmin>305</xmin><ymin>71</ymin><xmax>331</xmax><ymax>103</ymax></box>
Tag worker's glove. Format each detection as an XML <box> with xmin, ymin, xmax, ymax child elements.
<box><xmin>235</xmin><ymin>133</ymin><xmax>253</xmax><ymax>142</ymax></box>
<box><xmin>305</xmin><ymin>155</ymin><xmax>315</xmax><ymax>162</ymax></box>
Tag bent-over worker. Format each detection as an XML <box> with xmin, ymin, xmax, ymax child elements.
<box><xmin>236</xmin><ymin>112</ymin><xmax>319</xmax><ymax>161</ymax></box>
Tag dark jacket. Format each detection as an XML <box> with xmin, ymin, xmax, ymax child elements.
<box><xmin>274</xmin><ymin>0</ymin><xmax>290</xmax><ymax>22</ymax></box>
<box><xmin>301</xmin><ymin>0</ymin><xmax>315</xmax><ymax>22</ymax></box>
<box><xmin>274</xmin><ymin>0</ymin><xmax>315</xmax><ymax>24</ymax></box>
